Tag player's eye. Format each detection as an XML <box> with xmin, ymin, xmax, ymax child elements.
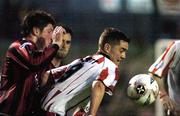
<box><xmin>119</xmin><ymin>49</ymin><xmax>124</xmax><ymax>53</ymax></box>
<box><xmin>48</xmin><ymin>30</ymin><xmax>53</xmax><ymax>33</ymax></box>
<box><xmin>120</xmin><ymin>48</ymin><xmax>127</xmax><ymax>52</ymax></box>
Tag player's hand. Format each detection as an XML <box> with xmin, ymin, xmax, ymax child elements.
<box><xmin>52</xmin><ymin>26</ymin><xmax>66</xmax><ymax>48</ymax></box>
<box><xmin>160</xmin><ymin>94</ymin><xmax>176</xmax><ymax>111</ymax></box>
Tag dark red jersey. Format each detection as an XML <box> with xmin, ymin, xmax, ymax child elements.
<box><xmin>0</xmin><ymin>38</ymin><xmax>59</xmax><ymax>115</ymax></box>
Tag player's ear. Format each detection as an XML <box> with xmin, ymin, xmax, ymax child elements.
<box><xmin>32</xmin><ymin>27</ymin><xmax>40</xmax><ymax>36</ymax></box>
<box><xmin>104</xmin><ymin>43</ymin><xmax>111</xmax><ymax>54</ymax></box>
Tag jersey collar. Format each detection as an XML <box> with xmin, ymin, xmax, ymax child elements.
<box><xmin>97</xmin><ymin>51</ymin><xmax>111</xmax><ymax>60</ymax></box>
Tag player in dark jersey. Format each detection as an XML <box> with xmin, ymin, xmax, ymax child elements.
<box><xmin>0</xmin><ymin>10</ymin><xmax>65</xmax><ymax>115</ymax></box>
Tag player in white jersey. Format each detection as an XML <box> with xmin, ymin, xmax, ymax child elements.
<box><xmin>149</xmin><ymin>40</ymin><xmax>180</xmax><ymax>115</ymax></box>
<box><xmin>40</xmin><ymin>27</ymin><xmax>130</xmax><ymax>116</ymax></box>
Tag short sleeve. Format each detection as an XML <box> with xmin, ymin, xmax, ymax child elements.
<box><xmin>97</xmin><ymin>67</ymin><xmax>119</xmax><ymax>96</ymax></box>
<box><xmin>148</xmin><ymin>42</ymin><xmax>176</xmax><ymax>77</ymax></box>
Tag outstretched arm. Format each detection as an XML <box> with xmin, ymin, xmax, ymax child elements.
<box><xmin>41</xmin><ymin>65</ymin><xmax>68</xmax><ymax>87</ymax></box>
<box><xmin>89</xmin><ymin>80</ymin><xmax>105</xmax><ymax>116</ymax></box>
<box><xmin>148</xmin><ymin>41</ymin><xmax>177</xmax><ymax>111</ymax></box>
<box><xmin>149</xmin><ymin>73</ymin><xmax>176</xmax><ymax>111</ymax></box>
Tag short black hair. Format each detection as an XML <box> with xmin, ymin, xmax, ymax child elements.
<box><xmin>57</xmin><ymin>24</ymin><xmax>73</xmax><ymax>38</ymax></box>
<box><xmin>99</xmin><ymin>27</ymin><xmax>130</xmax><ymax>49</ymax></box>
<box><xmin>21</xmin><ymin>10</ymin><xmax>56</xmax><ymax>37</ymax></box>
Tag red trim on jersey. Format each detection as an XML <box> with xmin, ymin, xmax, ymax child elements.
<box><xmin>96</xmin><ymin>57</ymin><xmax>105</xmax><ymax>64</ymax></box>
<box><xmin>152</xmin><ymin>42</ymin><xmax>175</xmax><ymax>74</ymax></box>
<box><xmin>162</xmin><ymin>42</ymin><xmax>175</xmax><ymax>60</ymax></box>
<box><xmin>152</xmin><ymin>68</ymin><xmax>158</xmax><ymax>74</ymax></box>
<box><xmin>98</xmin><ymin>67</ymin><xmax>108</xmax><ymax>81</ymax></box>
<box><xmin>161</xmin><ymin>52</ymin><xmax>176</xmax><ymax>77</ymax></box>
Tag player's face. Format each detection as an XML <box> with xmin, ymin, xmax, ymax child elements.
<box><xmin>56</xmin><ymin>33</ymin><xmax>72</xmax><ymax>58</ymax></box>
<box><xmin>109</xmin><ymin>40</ymin><xmax>128</xmax><ymax>66</ymax></box>
<box><xmin>40</xmin><ymin>24</ymin><xmax>54</xmax><ymax>47</ymax></box>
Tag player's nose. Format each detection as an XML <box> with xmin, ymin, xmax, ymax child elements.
<box><xmin>121</xmin><ymin>53</ymin><xmax>126</xmax><ymax>59</ymax></box>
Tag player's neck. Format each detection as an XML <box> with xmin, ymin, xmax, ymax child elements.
<box><xmin>51</xmin><ymin>57</ymin><xmax>62</xmax><ymax>67</ymax></box>
<box><xmin>97</xmin><ymin>49</ymin><xmax>111</xmax><ymax>60</ymax></box>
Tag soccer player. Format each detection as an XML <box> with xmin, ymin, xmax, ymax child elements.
<box><xmin>29</xmin><ymin>25</ymin><xmax>73</xmax><ymax>116</ymax></box>
<box><xmin>41</xmin><ymin>27</ymin><xmax>130</xmax><ymax>116</ymax></box>
<box><xmin>40</xmin><ymin>25</ymin><xmax>73</xmax><ymax>91</ymax></box>
<box><xmin>149</xmin><ymin>40</ymin><xmax>180</xmax><ymax>115</ymax></box>
<box><xmin>51</xmin><ymin>25</ymin><xmax>73</xmax><ymax>67</ymax></box>
<box><xmin>0</xmin><ymin>10</ymin><xmax>65</xmax><ymax>115</ymax></box>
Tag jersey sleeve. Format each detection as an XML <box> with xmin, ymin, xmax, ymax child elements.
<box><xmin>96</xmin><ymin>67</ymin><xmax>119</xmax><ymax>96</ymax></box>
<box><xmin>148</xmin><ymin>42</ymin><xmax>176</xmax><ymax>78</ymax></box>
<box><xmin>50</xmin><ymin>65</ymin><xmax>68</xmax><ymax>80</ymax></box>
<box><xmin>8</xmin><ymin>41</ymin><xmax>59</xmax><ymax>70</ymax></box>
<box><xmin>51</xmin><ymin>59</ymin><xmax>84</xmax><ymax>83</ymax></box>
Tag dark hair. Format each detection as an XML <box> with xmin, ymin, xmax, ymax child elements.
<box><xmin>99</xmin><ymin>27</ymin><xmax>130</xmax><ymax>49</ymax></box>
<box><xmin>21</xmin><ymin>10</ymin><xmax>56</xmax><ymax>37</ymax></box>
<box><xmin>57</xmin><ymin>23</ymin><xmax>73</xmax><ymax>38</ymax></box>
<box><xmin>62</xmin><ymin>25</ymin><xmax>73</xmax><ymax>38</ymax></box>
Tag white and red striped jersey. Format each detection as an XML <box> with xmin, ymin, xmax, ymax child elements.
<box><xmin>41</xmin><ymin>54</ymin><xmax>119</xmax><ymax>115</ymax></box>
<box><xmin>149</xmin><ymin>40</ymin><xmax>180</xmax><ymax>107</ymax></box>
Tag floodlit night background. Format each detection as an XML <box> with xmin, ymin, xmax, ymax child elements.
<box><xmin>0</xmin><ymin>0</ymin><xmax>179</xmax><ymax>115</ymax></box>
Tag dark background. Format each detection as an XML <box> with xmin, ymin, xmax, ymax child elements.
<box><xmin>0</xmin><ymin>0</ymin><xmax>179</xmax><ymax>115</ymax></box>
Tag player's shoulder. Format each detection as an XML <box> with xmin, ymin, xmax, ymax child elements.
<box><xmin>9</xmin><ymin>38</ymin><xmax>35</xmax><ymax>49</ymax></box>
<box><xmin>169</xmin><ymin>40</ymin><xmax>180</xmax><ymax>52</ymax></box>
<box><xmin>175</xmin><ymin>40</ymin><xmax>180</xmax><ymax>46</ymax></box>
<box><xmin>169</xmin><ymin>40</ymin><xmax>180</xmax><ymax>47</ymax></box>
<box><xmin>93</xmin><ymin>54</ymin><xmax>117</xmax><ymax>68</ymax></box>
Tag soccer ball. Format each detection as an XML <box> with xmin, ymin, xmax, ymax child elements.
<box><xmin>127</xmin><ymin>74</ymin><xmax>159</xmax><ymax>105</ymax></box>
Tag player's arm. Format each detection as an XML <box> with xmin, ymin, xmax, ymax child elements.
<box><xmin>10</xmin><ymin>26</ymin><xmax>65</xmax><ymax>70</ymax></box>
<box><xmin>30</xmin><ymin>45</ymin><xmax>59</xmax><ymax>68</ymax></box>
<box><xmin>25</xmin><ymin>26</ymin><xmax>65</xmax><ymax>69</ymax></box>
<box><xmin>89</xmin><ymin>80</ymin><xmax>105</xmax><ymax>116</ymax></box>
<box><xmin>41</xmin><ymin>65</ymin><xmax>68</xmax><ymax>87</ymax></box>
<box><xmin>148</xmin><ymin>42</ymin><xmax>177</xmax><ymax>111</ymax></box>
<box><xmin>149</xmin><ymin>73</ymin><xmax>167</xmax><ymax>97</ymax></box>
<box><xmin>9</xmin><ymin>42</ymin><xmax>58</xmax><ymax>70</ymax></box>
<box><xmin>41</xmin><ymin>58</ymin><xmax>83</xmax><ymax>86</ymax></box>
<box><xmin>149</xmin><ymin>73</ymin><xmax>176</xmax><ymax>111</ymax></box>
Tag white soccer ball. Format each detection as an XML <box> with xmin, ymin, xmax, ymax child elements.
<box><xmin>127</xmin><ymin>74</ymin><xmax>159</xmax><ymax>105</ymax></box>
